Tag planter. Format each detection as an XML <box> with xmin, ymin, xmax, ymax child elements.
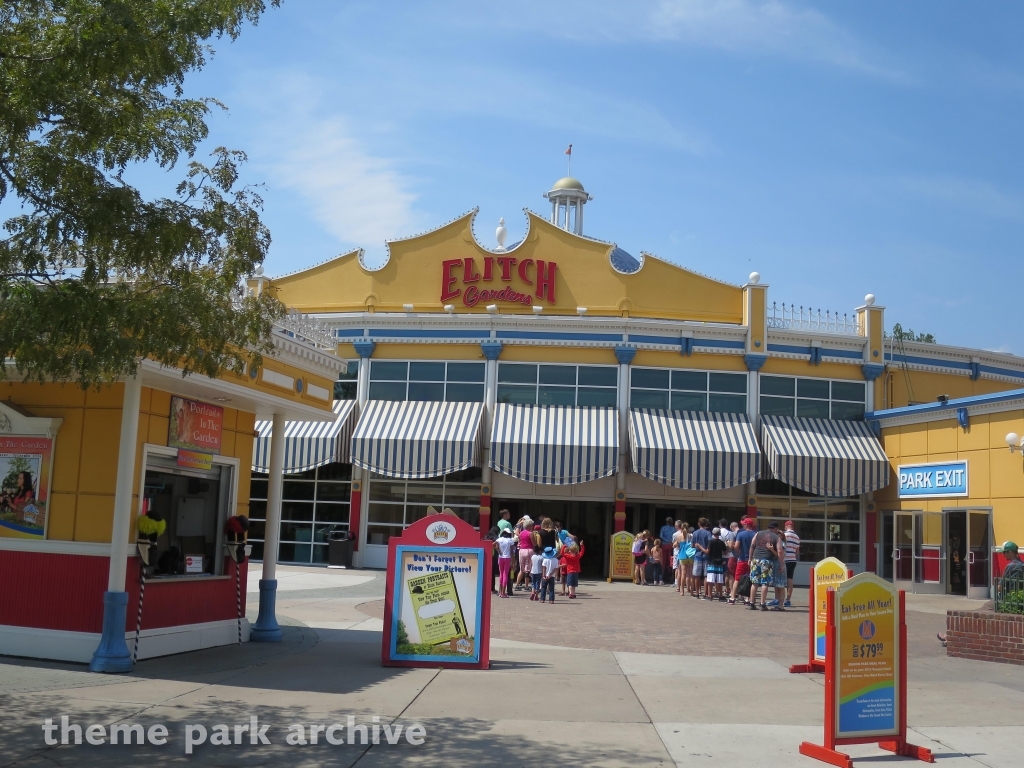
<box><xmin>946</xmin><ymin>610</ymin><xmax>1024</xmax><ymax>665</ymax></box>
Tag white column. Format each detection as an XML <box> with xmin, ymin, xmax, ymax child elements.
<box><xmin>578</xmin><ymin>200</ymin><xmax>584</xmax><ymax>234</ymax></box>
<box><xmin>261</xmin><ymin>412</ymin><xmax>286</xmax><ymax>581</ymax></box>
<box><xmin>616</xmin><ymin>361</ymin><xmax>629</xmax><ymax>490</ymax></box>
<box><xmin>481</xmin><ymin>356</ymin><xmax>498</xmax><ymax>485</ymax></box>
<box><xmin>107</xmin><ymin>375</ymin><xmax>143</xmax><ymax>592</ymax></box>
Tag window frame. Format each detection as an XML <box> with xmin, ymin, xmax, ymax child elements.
<box><xmin>629</xmin><ymin>366</ymin><xmax>748</xmax><ymax>414</ymax></box>
<box><xmin>758</xmin><ymin>375</ymin><xmax>866</xmax><ymax>421</ymax></box>
<box><xmin>496</xmin><ymin>363</ymin><xmax>618</xmax><ymax>407</ymax></box>
<box><xmin>368</xmin><ymin>359</ymin><xmax>486</xmax><ymax>403</ymax></box>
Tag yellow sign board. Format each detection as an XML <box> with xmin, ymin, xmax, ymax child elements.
<box><xmin>609</xmin><ymin>531</ymin><xmax>635</xmax><ymax>581</ymax></box>
<box><xmin>835</xmin><ymin>573</ymin><xmax>899</xmax><ymax>739</ymax></box>
<box><xmin>814</xmin><ymin>557</ymin><xmax>848</xmax><ymax>662</ymax></box>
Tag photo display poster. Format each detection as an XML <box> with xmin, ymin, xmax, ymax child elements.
<box><xmin>0</xmin><ymin>436</ymin><xmax>54</xmax><ymax>539</ymax></box>
<box><xmin>392</xmin><ymin>546</ymin><xmax>482</xmax><ymax>662</ymax></box>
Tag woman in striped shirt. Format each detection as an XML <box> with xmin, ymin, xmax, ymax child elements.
<box><xmin>783</xmin><ymin>520</ymin><xmax>800</xmax><ymax>608</ymax></box>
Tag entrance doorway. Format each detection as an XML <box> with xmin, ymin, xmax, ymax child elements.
<box><xmin>883</xmin><ymin>508</ymin><xmax>991</xmax><ymax>598</ymax></box>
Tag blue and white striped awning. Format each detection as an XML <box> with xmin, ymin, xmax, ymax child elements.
<box><xmin>253</xmin><ymin>400</ymin><xmax>358</xmax><ymax>474</ymax></box>
<box><xmin>760</xmin><ymin>415</ymin><xmax>889</xmax><ymax>497</ymax></box>
<box><xmin>490</xmin><ymin>404</ymin><xmax>618</xmax><ymax>485</ymax></box>
<box><xmin>350</xmin><ymin>400</ymin><xmax>484</xmax><ymax>479</ymax></box>
<box><xmin>629</xmin><ymin>409</ymin><xmax>760</xmax><ymax>490</ymax></box>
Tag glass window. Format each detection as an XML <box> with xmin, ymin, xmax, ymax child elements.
<box><xmin>280</xmin><ymin>501</ymin><xmax>314</xmax><ymax>521</ymax></box>
<box><xmin>539</xmin><ymin>365</ymin><xmax>576</xmax><ymax>385</ymax></box>
<box><xmin>709</xmin><ymin>393</ymin><xmax>746</xmax><ymax>414</ymax></box>
<box><xmin>761</xmin><ymin>376</ymin><xmax>795</xmax><ymax>396</ymax></box>
<box><xmin>250</xmin><ymin>479</ymin><xmax>268</xmax><ymax>500</ymax></box>
<box><xmin>671</xmin><ymin>392</ymin><xmax>707</xmax><ymax>411</ymax></box>
<box><xmin>759</xmin><ymin>396</ymin><xmax>794</xmax><ymax>416</ymax></box>
<box><xmin>446</xmin><ymin>383</ymin><xmax>485</xmax><ymax>402</ymax></box>
<box><xmin>672</xmin><ymin>370</ymin><xmax>707</xmax><ymax>391</ymax></box>
<box><xmin>578</xmin><ymin>387</ymin><xmax>618</xmax><ymax>407</ymax></box>
<box><xmin>498</xmin><ymin>363</ymin><xmax>537</xmax><ymax>384</ymax></box>
<box><xmin>797</xmin><ymin>378</ymin><xmax>830</xmax><ymax>399</ymax></box>
<box><xmin>409</xmin><ymin>361</ymin><xmax>445</xmax><ymax>381</ymax></box>
<box><xmin>578</xmin><ymin>366</ymin><xmax>617</xmax><ymax>387</ymax></box>
<box><xmin>710</xmin><ymin>372</ymin><xmax>747</xmax><ymax>394</ymax></box>
<box><xmin>313</xmin><ymin>503</ymin><xmax>350</xmax><ymax>523</ymax></box>
<box><xmin>282</xmin><ymin>481</ymin><xmax>315</xmax><ymax>501</ymax></box>
<box><xmin>316</xmin><ymin>483</ymin><xmax>350</xmax><ymax>502</ymax></box>
<box><xmin>279</xmin><ymin>522</ymin><xmax>313</xmax><ymax>541</ymax></box>
<box><xmin>832</xmin><ymin>381</ymin><xmax>865</xmax><ymax>402</ymax></box>
<box><xmin>317</xmin><ymin>463</ymin><xmax>352</xmax><ymax>481</ymax></box>
<box><xmin>497</xmin><ymin>384</ymin><xmax>536</xmax><ymax>404</ymax></box>
<box><xmin>447</xmin><ymin>362</ymin><xmax>485</xmax><ymax>382</ymax></box>
<box><xmin>632</xmin><ymin>368</ymin><xmax>670</xmax><ymax>389</ymax></box>
<box><xmin>369</xmin><ymin>381</ymin><xmax>406</xmax><ymax>401</ymax></box>
<box><xmin>370</xmin><ymin>361</ymin><xmax>408</xmax><ymax>381</ymax></box>
<box><xmin>368</xmin><ymin>504</ymin><xmax>404</xmax><ymax>524</ymax></box>
<box><xmin>632</xmin><ymin>389</ymin><xmax>669</xmax><ymax>409</ymax></box>
<box><xmin>797</xmin><ymin>399</ymin><xmax>830</xmax><ymax>419</ymax></box>
<box><xmin>407</xmin><ymin>381</ymin><xmax>445</xmax><ymax>401</ymax></box>
<box><xmin>539</xmin><ymin>386</ymin><xmax>575</xmax><ymax>406</ymax></box>
<box><xmin>367</xmin><ymin>525</ymin><xmax>399</xmax><ymax>546</ymax></box>
<box><xmin>831</xmin><ymin>401</ymin><xmax>865</xmax><ymax>420</ymax></box>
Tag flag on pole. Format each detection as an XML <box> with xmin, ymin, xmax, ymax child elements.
<box><xmin>565</xmin><ymin>144</ymin><xmax>572</xmax><ymax>155</ymax></box>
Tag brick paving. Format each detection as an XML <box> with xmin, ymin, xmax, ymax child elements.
<box><xmin>357</xmin><ymin>580</ymin><xmax>947</xmax><ymax>658</ymax></box>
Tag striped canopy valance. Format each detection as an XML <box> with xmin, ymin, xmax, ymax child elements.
<box><xmin>490</xmin><ymin>404</ymin><xmax>618</xmax><ymax>485</ymax></box>
<box><xmin>760</xmin><ymin>415</ymin><xmax>889</xmax><ymax>497</ymax></box>
<box><xmin>252</xmin><ymin>399</ymin><xmax>357</xmax><ymax>474</ymax></box>
<box><xmin>350</xmin><ymin>400</ymin><xmax>484</xmax><ymax>479</ymax></box>
<box><xmin>629</xmin><ymin>409</ymin><xmax>760</xmax><ymax>491</ymax></box>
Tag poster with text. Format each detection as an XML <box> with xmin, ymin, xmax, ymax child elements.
<box><xmin>814</xmin><ymin>557</ymin><xmax>848</xmax><ymax>661</ymax></box>
<box><xmin>609</xmin><ymin>531</ymin><xmax>635</xmax><ymax>580</ymax></box>
<box><xmin>169</xmin><ymin>396</ymin><xmax>224</xmax><ymax>455</ymax></box>
<box><xmin>0</xmin><ymin>436</ymin><xmax>54</xmax><ymax>539</ymax></box>
<box><xmin>835</xmin><ymin>573</ymin><xmax>898</xmax><ymax>739</ymax></box>
<box><xmin>391</xmin><ymin>546</ymin><xmax>482</xmax><ymax>663</ymax></box>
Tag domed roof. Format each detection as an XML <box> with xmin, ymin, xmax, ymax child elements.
<box><xmin>552</xmin><ymin>176</ymin><xmax>585</xmax><ymax>191</ymax></box>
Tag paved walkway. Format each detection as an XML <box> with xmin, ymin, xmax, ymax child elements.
<box><xmin>1</xmin><ymin>566</ymin><xmax>1020</xmax><ymax>767</ymax></box>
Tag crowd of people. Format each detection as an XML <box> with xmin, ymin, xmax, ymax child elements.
<box><xmin>486</xmin><ymin>510</ymin><xmax>585</xmax><ymax>603</ymax></box>
<box><xmin>633</xmin><ymin>515</ymin><xmax>801</xmax><ymax>611</ymax></box>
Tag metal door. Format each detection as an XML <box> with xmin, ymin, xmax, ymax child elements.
<box><xmin>892</xmin><ymin>511</ymin><xmax>915</xmax><ymax>591</ymax></box>
<box><xmin>967</xmin><ymin>509</ymin><xmax>992</xmax><ymax>600</ymax></box>
<box><xmin>913</xmin><ymin>511</ymin><xmax>945</xmax><ymax>594</ymax></box>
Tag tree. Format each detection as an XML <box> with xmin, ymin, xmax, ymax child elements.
<box><xmin>889</xmin><ymin>323</ymin><xmax>936</xmax><ymax>344</ymax></box>
<box><xmin>0</xmin><ymin>1</ymin><xmax>284</xmax><ymax>388</ymax></box>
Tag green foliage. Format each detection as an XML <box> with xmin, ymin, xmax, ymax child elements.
<box><xmin>0</xmin><ymin>0</ymin><xmax>284</xmax><ymax>387</ymax></box>
<box><xmin>889</xmin><ymin>323</ymin><xmax>936</xmax><ymax>344</ymax></box>
<box><xmin>396</xmin><ymin>620</ymin><xmax>409</xmax><ymax>647</ymax></box>
<box><xmin>1</xmin><ymin>455</ymin><xmax>33</xmax><ymax>490</ymax></box>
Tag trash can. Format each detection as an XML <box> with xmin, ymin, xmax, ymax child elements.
<box><xmin>328</xmin><ymin>530</ymin><xmax>354</xmax><ymax>568</ymax></box>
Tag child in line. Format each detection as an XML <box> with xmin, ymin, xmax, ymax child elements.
<box><xmin>648</xmin><ymin>538</ymin><xmax>664</xmax><ymax>586</ymax></box>
<box><xmin>540</xmin><ymin>546</ymin><xmax>559</xmax><ymax>603</ymax></box>
<box><xmin>705</xmin><ymin>527</ymin><xmax>727</xmax><ymax>601</ymax></box>
<box><xmin>529</xmin><ymin>545</ymin><xmax>544</xmax><ymax>601</ymax></box>
<box><xmin>559</xmin><ymin>539</ymin><xmax>585</xmax><ymax>599</ymax></box>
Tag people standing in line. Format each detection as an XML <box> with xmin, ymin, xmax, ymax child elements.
<box><xmin>560</xmin><ymin>539</ymin><xmax>585</xmax><ymax>598</ymax></box>
<box><xmin>705</xmin><ymin>527</ymin><xmax>728</xmax><ymax>601</ymax></box>
<box><xmin>676</xmin><ymin>523</ymin><xmax>694</xmax><ymax>595</ymax></box>
<box><xmin>783</xmin><ymin>520</ymin><xmax>801</xmax><ymax>607</ymax></box>
<box><xmin>765</xmin><ymin>521</ymin><xmax>788</xmax><ymax>608</ymax></box>
<box><xmin>529</xmin><ymin>545</ymin><xmax>544</xmax><ymax>601</ymax></box>
<box><xmin>497</xmin><ymin>508</ymin><xmax>512</xmax><ymax>533</ymax></box>
<box><xmin>484</xmin><ymin>524</ymin><xmax>501</xmax><ymax>594</ymax></box>
<box><xmin>720</xmin><ymin>520</ymin><xmax>737</xmax><ymax>594</ymax></box>
<box><xmin>748</xmin><ymin>521</ymin><xmax>785</xmax><ymax>611</ymax></box>
<box><xmin>729</xmin><ymin>517</ymin><xmax>756</xmax><ymax>605</ymax></box>
<box><xmin>648</xmin><ymin>538</ymin><xmax>664</xmax><ymax>586</ymax></box>
<box><xmin>690</xmin><ymin>518</ymin><xmax>712</xmax><ymax>599</ymax></box>
<box><xmin>538</xmin><ymin>517</ymin><xmax>559</xmax><ymax>553</ymax></box>
<box><xmin>495</xmin><ymin>528</ymin><xmax>515</xmax><ymax>598</ymax></box>
<box><xmin>540</xmin><ymin>546</ymin><xmax>560</xmax><ymax>603</ymax></box>
<box><xmin>670</xmin><ymin>521</ymin><xmax>683</xmax><ymax>590</ymax></box>
<box><xmin>515</xmin><ymin>518</ymin><xmax>535</xmax><ymax>591</ymax></box>
<box><xmin>659</xmin><ymin>516</ymin><xmax>676</xmax><ymax>585</ymax></box>
<box><xmin>632</xmin><ymin>531</ymin><xmax>649</xmax><ymax>585</ymax></box>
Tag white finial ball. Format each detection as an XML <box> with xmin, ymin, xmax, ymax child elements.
<box><xmin>748</xmin><ymin>272</ymin><xmax>760</xmax><ymax>285</ymax></box>
<box><xmin>865</xmin><ymin>294</ymin><xmax>876</xmax><ymax>306</ymax></box>
<box><xmin>1007</xmin><ymin>432</ymin><xmax>1020</xmax><ymax>448</ymax></box>
<box><xmin>254</xmin><ymin>265</ymin><xmax>264</xmax><ymax>277</ymax></box>
<box><xmin>495</xmin><ymin>218</ymin><xmax>508</xmax><ymax>248</ymax></box>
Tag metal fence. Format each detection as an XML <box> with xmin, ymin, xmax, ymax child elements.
<box><xmin>995</xmin><ymin>571</ymin><xmax>1024</xmax><ymax>614</ymax></box>
<box><xmin>766</xmin><ymin>302</ymin><xmax>861</xmax><ymax>335</ymax></box>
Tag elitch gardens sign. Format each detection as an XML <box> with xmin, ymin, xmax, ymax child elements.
<box><xmin>897</xmin><ymin>461</ymin><xmax>968</xmax><ymax>500</ymax></box>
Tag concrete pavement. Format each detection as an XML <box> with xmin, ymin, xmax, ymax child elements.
<box><xmin>1</xmin><ymin>566</ymin><xmax>1020</xmax><ymax>767</ymax></box>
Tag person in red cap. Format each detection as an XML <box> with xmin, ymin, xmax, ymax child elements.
<box><xmin>729</xmin><ymin>517</ymin><xmax>757</xmax><ymax>604</ymax></box>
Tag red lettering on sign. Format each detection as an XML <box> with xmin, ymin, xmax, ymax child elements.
<box><xmin>536</xmin><ymin>260</ymin><xmax>556</xmax><ymax>303</ymax></box>
<box><xmin>463</xmin><ymin>257</ymin><xmax>481</xmax><ymax>283</ymax></box>
<box><xmin>483</xmin><ymin>256</ymin><xmax>493</xmax><ymax>281</ymax></box>
<box><xmin>441</xmin><ymin>259</ymin><xmax>462</xmax><ymax>301</ymax></box>
<box><xmin>496</xmin><ymin>256</ymin><xmax>517</xmax><ymax>282</ymax></box>
<box><xmin>464</xmin><ymin>285</ymin><xmax>479</xmax><ymax>307</ymax></box>
<box><xmin>518</xmin><ymin>258</ymin><xmax>535</xmax><ymax>285</ymax></box>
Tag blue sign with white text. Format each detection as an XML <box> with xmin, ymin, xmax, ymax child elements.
<box><xmin>897</xmin><ymin>461</ymin><xmax>968</xmax><ymax>499</ymax></box>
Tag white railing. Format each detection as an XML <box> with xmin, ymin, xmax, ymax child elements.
<box><xmin>233</xmin><ymin>283</ymin><xmax>338</xmax><ymax>349</ymax></box>
<box><xmin>767</xmin><ymin>302</ymin><xmax>860</xmax><ymax>335</ymax></box>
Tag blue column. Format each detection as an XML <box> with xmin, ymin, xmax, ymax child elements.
<box><xmin>250</xmin><ymin>579</ymin><xmax>282</xmax><ymax>642</ymax></box>
<box><xmin>89</xmin><ymin>592</ymin><xmax>133</xmax><ymax>673</ymax></box>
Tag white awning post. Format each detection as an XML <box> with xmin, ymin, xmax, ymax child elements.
<box><xmin>480</xmin><ymin>341</ymin><xmax>502</xmax><ymax>533</ymax></box>
<box><xmin>90</xmin><ymin>374</ymin><xmax>143</xmax><ymax>673</ymax></box>
<box><xmin>251</xmin><ymin>411</ymin><xmax>285</xmax><ymax>642</ymax></box>
<box><xmin>352</xmin><ymin>342</ymin><xmax>374</xmax><ymax>567</ymax></box>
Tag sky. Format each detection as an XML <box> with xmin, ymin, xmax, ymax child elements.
<box><xmin>160</xmin><ymin>0</ymin><xmax>1024</xmax><ymax>353</ymax></box>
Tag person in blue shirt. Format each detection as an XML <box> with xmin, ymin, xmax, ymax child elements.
<box><xmin>690</xmin><ymin>518</ymin><xmax>713</xmax><ymax>599</ymax></box>
<box><xmin>729</xmin><ymin>517</ymin><xmax>757</xmax><ymax>605</ymax></box>
<box><xmin>659</xmin><ymin>517</ymin><xmax>676</xmax><ymax>585</ymax></box>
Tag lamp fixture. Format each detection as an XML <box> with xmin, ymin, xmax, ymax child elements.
<box><xmin>532</xmin><ymin>305</ymin><xmax>543</xmax><ymax>314</ymax></box>
<box><xmin>403</xmin><ymin>303</ymin><xmax>414</xmax><ymax>312</ymax></box>
<box><xmin>1006</xmin><ymin>432</ymin><xmax>1023</xmax><ymax>454</ymax></box>
<box><xmin>576</xmin><ymin>306</ymin><xmax>587</xmax><ymax>315</ymax></box>
<box><xmin>486</xmin><ymin>304</ymin><xmax>498</xmax><ymax>314</ymax></box>
<box><xmin>444</xmin><ymin>304</ymin><xmax>455</xmax><ymax>314</ymax></box>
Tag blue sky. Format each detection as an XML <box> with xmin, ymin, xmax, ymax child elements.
<box><xmin>175</xmin><ymin>1</ymin><xmax>1022</xmax><ymax>353</ymax></box>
